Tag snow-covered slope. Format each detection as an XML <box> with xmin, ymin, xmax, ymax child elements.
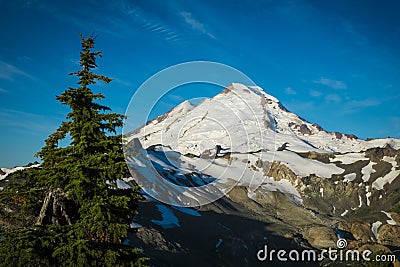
<box><xmin>0</xmin><ymin>164</ymin><xmax>40</xmax><ymax>181</ymax></box>
<box><xmin>125</xmin><ymin>83</ymin><xmax>400</xmax><ymax>212</ymax></box>
<box><xmin>128</xmin><ymin>83</ymin><xmax>400</xmax><ymax>155</ymax></box>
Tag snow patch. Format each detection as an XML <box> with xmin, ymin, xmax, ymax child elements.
<box><xmin>344</xmin><ymin>173</ymin><xmax>356</xmax><ymax>182</ymax></box>
<box><xmin>247</xmin><ymin>190</ymin><xmax>256</xmax><ymax>200</ymax></box>
<box><xmin>331</xmin><ymin>153</ymin><xmax>368</xmax><ymax>164</ymax></box>
<box><xmin>116</xmin><ymin>179</ymin><xmax>132</xmax><ymax>189</ymax></box>
<box><xmin>151</xmin><ymin>204</ymin><xmax>180</xmax><ymax>229</ymax></box>
<box><xmin>381</xmin><ymin>211</ymin><xmax>397</xmax><ymax>225</ymax></box>
<box><xmin>366</xmin><ymin>192</ymin><xmax>372</xmax><ymax>206</ymax></box>
<box><xmin>372</xmin><ymin>156</ymin><xmax>400</xmax><ymax>190</ymax></box>
<box><xmin>261</xmin><ymin>178</ymin><xmax>302</xmax><ymax>204</ymax></box>
<box><xmin>130</xmin><ymin>222</ymin><xmax>142</xmax><ymax>229</ymax></box>
<box><xmin>274</xmin><ymin>150</ymin><xmax>344</xmax><ymax>178</ymax></box>
<box><xmin>361</xmin><ymin>161</ymin><xmax>376</xmax><ymax>182</ymax></box>
<box><xmin>215</xmin><ymin>238</ymin><xmax>223</xmax><ymax>249</ymax></box>
<box><xmin>0</xmin><ymin>164</ymin><xmax>40</xmax><ymax>181</ymax></box>
<box><xmin>371</xmin><ymin>221</ymin><xmax>382</xmax><ymax>240</ymax></box>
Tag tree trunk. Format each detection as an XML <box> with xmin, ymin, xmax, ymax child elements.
<box><xmin>35</xmin><ymin>189</ymin><xmax>72</xmax><ymax>226</ymax></box>
<box><xmin>35</xmin><ymin>191</ymin><xmax>52</xmax><ymax>225</ymax></box>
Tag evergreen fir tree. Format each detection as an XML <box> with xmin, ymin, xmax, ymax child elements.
<box><xmin>0</xmin><ymin>34</ymin><xmax>147</xmax><ymax>267</ymax></box>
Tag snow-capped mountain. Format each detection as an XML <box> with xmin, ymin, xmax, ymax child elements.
<box><xmin>128</xmin><ymin>83</ymin><xmax>399</xmax><ymax>155</ymax></box>
<box><xmin>124</xmin><ymin>83</ymin><xmax>400</xmax><ymax>265</ymax></box>
<box><xmin>126</xmin><ymin>83</ymin><xmax>400</xmax><ymax>208</ymax></box>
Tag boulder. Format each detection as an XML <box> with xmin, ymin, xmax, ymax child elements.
<box><xmin>377</xmin><ymin>224</ymin><xmax>400</xmax><ymax>246</ymax></box>
<box><xmin>303</xmin><ymin>226</ymin><xmax>337</xmax><ymax>249</ymax></box>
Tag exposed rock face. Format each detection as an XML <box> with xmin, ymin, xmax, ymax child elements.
<box><xmin>391</xmin><ymin>213</ymin><xmax>400</xmax><ymax>224</ymax></box>
<box><xmin>333</xmin><ymin>132</ymin><xmax>358</xmax><ymax>140</ymax></box>
<box><xmin>277</xmin><ymin>142</ymin><xmax>288</xmax><ymax>151</ymax></box>
<box><xmin>357</xmin><ymin>243</ymin><xmax>394</xmax><ymax>254</ymax></box>
<box><xmin>288</xmin><ymin>123</ymin><xmax>312</xmax><ymax>135</ymax></box>
<box><xmin>266</xmin><ymin>162</ymin><xmax>298</xmax><ymax>184</ymax></box>
<box><xmin>336</xmin><ymin>222</ymin><xmax>374</xmax><ymax>243</ymax></box>
<box><xmin>345</xmin><ymin>134</ymin><xmax>358</xmax><ymax>139</ymax></box>
<box><xmin>365</xmin><ymin>146</ymin><xmax>399</xmax><ymax>162</ymax></box>
<box><xmin>133</xmin><ymin>227</ymin><xmax>184</xmax><ymax>253</ymax></box>
<box><xmin>312</xmin><ymin>123</ymin><xmax>325</xmax><ymax>132</ymax></box>
<box><xmin>303</xmin><ymin>227</ymin><xmax>337</xmax><ymax>249</ymax></box>
<box><xmin>299</xmin><ymin>124</ymin><xmax>312</xmax><ymax>135</ymax></box>
<box><xmin>378</xmin><ymin>225</ymin><xmax>400</xmax><ymax>246</ymax></box>
<box><xmin>333</xmin><ymin>132</ymin><xmax>343</xmax><ymax>139</ymax></box>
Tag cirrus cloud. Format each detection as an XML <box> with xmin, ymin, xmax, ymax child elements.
<box><xmin>180</xmin><ymin>11</ymin><xmax>215</xmax><ymax>39</ymax></box>
<box><xmin>313</xmin><ymin>77</ymin><xmax>346</xmax><ymax>90</ymax></box>
<box><xmin>309</xmin><ymin>89</ymin><xmax>322</xmax><ymax>97</ymax></box>
<box><xmin>341</xmin><ymin>98</ymin><xmax>381</xmax><ymax>114</ymax></box>
<box><xmin>325</xmin><ymin>93</ymin><xmax>342</xmax><ymax>103</ymax></box>
<box><xmin>0</xmin><ymin>60</ymin><xmax>34</xmax><ymax>81</ymax></box>
<box><xmin>284</xmin><ymin>87</ymin><xmax>296</xmax><ymax>95</ymax></box>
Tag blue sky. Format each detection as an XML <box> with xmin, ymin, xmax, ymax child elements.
<box><xmin>0</xmin><ymin>0</ymin><xmax>400</xmax><ymax>167</ymax></box>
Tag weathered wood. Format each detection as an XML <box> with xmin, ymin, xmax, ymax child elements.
<box><xmin>35</xmin><ymin>189</ymin><xmax>72</xmax><ymax>226</ymax></box>
<box><xmin>61</xmin><ymin>201</ymin><xmax>72</xmax><ymax>225</ymax></box>
<box><xmin>35</xmin><ymin>191</ymin><xmax>52</xmax><ymax>225</ymax></box>
<box><xmin>51</xmin><ymin>192</ymin><xmax>59</xmax><ymax>225</ymax></box>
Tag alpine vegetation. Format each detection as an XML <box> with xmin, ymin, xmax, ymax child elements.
<box><xmin>0</xmin><ymin>35</ymin><xmax>147</xmax><ymax>267</ymax></box>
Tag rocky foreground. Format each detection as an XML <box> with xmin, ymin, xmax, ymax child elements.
<box><xmin>123</xmin><ymin>83</ymin><xmax>400</xmax><ymax>266</ymax></box>
<box><xmin>125</xmin><ymin>145</ymin><xmax>400</xmax><ymax>266</ymax></box>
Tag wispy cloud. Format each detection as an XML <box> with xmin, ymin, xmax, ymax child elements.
<box><xmin>0</xmin><ymin>108</ymin><xmax>58</xmax><ymax>134</ymax></box>
<box><xmin>167</xmin><ymin>94</ymin><xmax>185</xmax><ymax>102</ymax></box>
<box><xmin>125</xmin><ymin>6</ymin><xmax>183</xmax><ymax>42</ymax></box>
<box><xmin>309</xmin><ymin>90</ymin><xmax>322</xmax><ymax>97</ymax></box>
<box><xmin>0</xmin><ymin>60</ymin><xmax>34</xmax><ymax>81</ymax></box>
<box><xmin>26</xmin><ymin>0</ymin><xmax>184</xmax><ymax>43</ymax></box>
<box><xmin>284</xmin><ymin>87</ymin><xmax>296</xmax><ymax>95</ymax></box>
<box><xmin>0</xmin><ymin>88</ymin><xmax>8</xmax><ymax>93</ymax></box>
<box><xmin>113</xmin><ymin>78</ymin><xmax>132</xmax><ymax>87</ymax></box>
<box><xmin>341</xmin><ymin>99</ymin><xmax>380</xmax><ymax>113</ymax></box>
<box><xmin>346</xmin><ymin>99</ymin><xmax>380</xmax><ymax>108</ymax></box>
<box><xmin>67</xmin><ymin>57</ymin><xmax>80</xmax><ymax>66</ymax></box>
<box><xmin>157</xmin><ymin>101</ymin><xmax>175</xmax><ymax>110</ymax></box>
<box><xmin>325</xmin><ymin>93</ymin><xmax>342</xmax><ymax>103</ymax></box>
<box><xmin>180</xmin><ymin>12</ymin><xmax>216</xmax><ymax>39</ymax></box>
<box><xmin>313</xmin><ymin>77</ymin><xmax>346</xmax><ymax>90</ymax></box>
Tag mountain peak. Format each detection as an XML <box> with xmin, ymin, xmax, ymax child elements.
<box><xmin>128</xmin><ymin>84</ymin><xmax>400</xmax><ymax>155</ymax></box>
<box><xmin>222</xmin><ymin>83</ymin><xmax>280</xmax><ymax>103</ymax></box>
<box><xmin>172</xmin><ymin>99</ymin><xmax>195</xmax><ymax>114</ymax></box>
